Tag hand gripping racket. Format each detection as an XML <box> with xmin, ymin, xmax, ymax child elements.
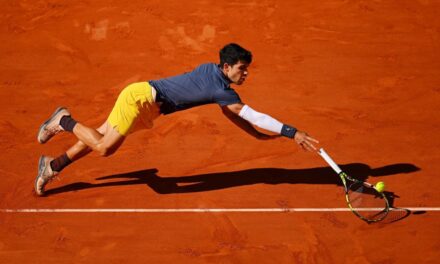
<box><xmin>318</xmin><ymin>148</ymin><xmax>390</xmax><ymax>223</ymax></box>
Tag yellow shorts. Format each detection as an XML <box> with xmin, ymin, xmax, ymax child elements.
<box><xmin>107</xmin><ymin>82</ymin><xmax>161</xmax><ymax>136</ymax></box>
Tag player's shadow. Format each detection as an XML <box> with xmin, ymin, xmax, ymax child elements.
<box><xmin>46</xmin><ymin>162</ymin><xmax>419</xmax><ymax>207</ymax></box>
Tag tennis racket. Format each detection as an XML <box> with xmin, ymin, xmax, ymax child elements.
<box><xmin>318</xmin><ymin>148</ymin><xmax>390</xmax><ymax>223</ymax></box>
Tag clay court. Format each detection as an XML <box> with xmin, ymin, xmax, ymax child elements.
<box><xmin>1</xmin><ymin>0</ymin><xmax>439</xmax><ymax>263</ymax></box>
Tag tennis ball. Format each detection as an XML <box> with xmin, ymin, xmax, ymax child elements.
<box><xmin>375</xmin><ymin>181</ymin><xmax>386</xmax><ymax>193</ymax></box>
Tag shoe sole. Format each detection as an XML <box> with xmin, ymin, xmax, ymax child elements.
<box><xmin>37</xmin><ymin>107</ymin><xmax>67</xmax><ymax>144</ymax></box>
<box><xmin>34</xmin><ymin>156</ymin><xmax>46</xmax><ymax>196</ymax></box>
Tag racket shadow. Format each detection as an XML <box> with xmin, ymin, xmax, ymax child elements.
<box><xmin>376</xmin><ymin>208</ymin><xmax>412</xmax><ymax>224</ymax></box>
<box><xmin>45</xmin><ymin>163</ymin><xmax>419</xmax><ymax>206</ymax></box>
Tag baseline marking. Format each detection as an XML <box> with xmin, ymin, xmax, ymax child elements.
<box><xmin>1</xmin><ymin>207</ymin><xmax>439</xmax><ymax>213</ymax></box>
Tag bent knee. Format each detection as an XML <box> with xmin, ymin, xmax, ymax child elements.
<box><xmin>96</xmin><ymin>145</ymin><xmax>116</xmax><ymax>157</ymax></box>
<box><xmin>94</xmin><ymin>128</ymin><xmax>124</xmax><ymax>157</ymax></box>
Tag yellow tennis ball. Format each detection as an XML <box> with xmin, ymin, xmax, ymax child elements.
<box><xmin>375</xmin><ymin>181</ymin><xmax>386</xmax><ymax>193</ymax></box>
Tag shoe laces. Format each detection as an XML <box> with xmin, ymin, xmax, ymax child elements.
<box><xmin>45</xmin><ymin>125</ymin><xmax>62</xmax><ymax>135</ymax></box>
<box><xmin>40</xmin><ymin>169</ymin><xmax>59</xmax><ymax>186</ymax></box>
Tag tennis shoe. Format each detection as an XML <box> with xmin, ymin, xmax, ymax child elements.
<box><xmin>37</xmin><ymin>107</ymin><xmax>70</xmax><ymax>144</ymax></box>
<box><xmin>35</xmin><ymin>156</ymin><xmax>59</xmax><ymax>196</ymax></box>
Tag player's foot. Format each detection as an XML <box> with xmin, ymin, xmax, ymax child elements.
<box><xmin>35</xmin><ymin>156</ymin><xmax>59</xmax><ymax>196</ymax></box>
<box><xmin>37</xmin><ymin>107</ymin><xmax>70</xmax><ymax>144</ymax></box>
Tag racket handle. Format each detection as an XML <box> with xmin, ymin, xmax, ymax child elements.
<box><xmin>318</xmin><ymin>148</ymin><xmax>343</xmax><ymax>174</ymax></box>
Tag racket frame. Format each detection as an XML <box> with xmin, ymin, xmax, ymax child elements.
<box><xmin>318</xmin><ymin>148</ymin><xmax>390</xmax><ymax>223</ymax></box>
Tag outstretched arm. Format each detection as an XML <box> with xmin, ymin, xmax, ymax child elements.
<box><xmin>221</xmin><ymin>105</ymin><xmax>279</xmax><ymax>140</ymax></box>
<box><xmin>222</xmin><ymin>103</ymin><xmax>318</xmax><ymax>151</ymax></box>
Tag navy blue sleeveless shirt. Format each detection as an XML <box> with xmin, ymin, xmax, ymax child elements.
<box><xmin>149</xmin><ymin>63</ymin><xmax>242</xmax><ymax>114</ymax></box>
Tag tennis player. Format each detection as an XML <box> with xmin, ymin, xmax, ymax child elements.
<box><xmin>35</xmin><ymin>43</ymin><xmax>318</xmax><ymax>196</ymax></box>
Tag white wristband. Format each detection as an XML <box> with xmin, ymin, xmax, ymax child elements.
<box><xmin>238</xmin><ymin>105</ymin><xmax>283</xmax><ymax>134</ymax></box>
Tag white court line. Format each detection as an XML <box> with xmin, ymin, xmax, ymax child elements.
<box><xmin>0</xmin><ymin>207</ymin><xmax>439</xmax><ymax>213</ymax></box>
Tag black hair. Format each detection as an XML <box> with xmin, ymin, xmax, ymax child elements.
<box><xmin>219</xmin><ymin>43</ymin><xmax>252</xmax><ymax>66</ymax></box>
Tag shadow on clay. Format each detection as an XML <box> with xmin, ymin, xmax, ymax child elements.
<box><xmin>46</xmin><ymin>163</ymin><xmax>419</xmax><ymax>210</ymax></box>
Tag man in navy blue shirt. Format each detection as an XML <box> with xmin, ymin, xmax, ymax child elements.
<box><xmin>34</xmin><ymin>43</ymin><xmax>318</xmax><ymax>196</ymax></box>
<box><xmin>150</xmin><ymin>62</ymin><xmax>242</xmax><ymax>114</ymax></box>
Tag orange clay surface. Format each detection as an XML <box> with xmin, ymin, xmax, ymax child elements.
<box><xmin>1</xmin><ymin>0</ymin><xmax>439</xmax><ymax>263</ymax></box>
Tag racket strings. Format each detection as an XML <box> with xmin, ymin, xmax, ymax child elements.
<box><xmin>347</xmin><ymin>182</ymin><xmax>388</xmax><ymax>222</ymax></box>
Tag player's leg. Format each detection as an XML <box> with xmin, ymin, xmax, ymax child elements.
<box><xmin>35</xmin><ymin>82</ymin><xmax>158</xmax><ymax>196</ymax></box>
<box><xmin>37</xmin><ymin>107</ymin><xmax>126</xmax><ymax>156</ymax></box>
<box><xmin>72</xmin><ymin>121</ymin><xmax>125</xmax><ymax>157</ymax></box>
<box><xmin>50</xmin><ymin>121</ymin><xmax>108</xmax><ymax>174</ymax></box>
<box><xmin>35</xmin><ymin>121</ymin><xmax>124</xmax><ymax>196</ymax></box>
<box><xmin>66</xmin><ymin>140</ymin><xmax>92</xmax><ymax>162</ymax></box>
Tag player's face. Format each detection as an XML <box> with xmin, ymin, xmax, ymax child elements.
<box><xmin>224</xmin><ymin>61</ymin><xmax>249</xmax><ymax>85</ymax></box>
